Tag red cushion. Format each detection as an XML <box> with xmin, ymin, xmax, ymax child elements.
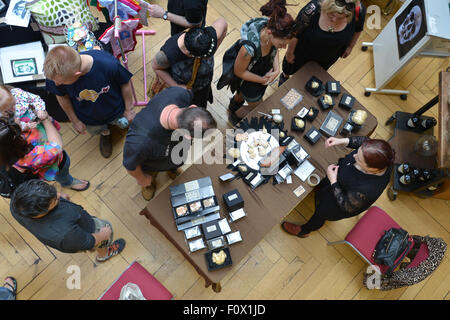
<box><xmin>99</xmin><ymin>261</ymin><xmax>173</xmax><ymax>300</ymax></box>
<box><xmin>406</xmin><ymin>242</ymin><xmax>429</xmax><ymax>269</ymax></box>
<box><xmin>345</xmin><ymin>206</ymin><xmax>413</xmax><ymax>274</ymax></box>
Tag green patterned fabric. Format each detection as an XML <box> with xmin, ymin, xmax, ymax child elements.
<box><xmin>26</xmin><ymin>0</ymin><xmax>98</xmax><ymax>34</ymax></box>
<box><xmin>240</xmin><ymin>17</ymin><xmax>269</xmax><ymax>57</ymax></box>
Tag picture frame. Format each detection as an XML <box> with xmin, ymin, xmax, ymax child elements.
<box><xmin>11</xmin><ymin>58</ymin><xmax>38</xmax><ymax>77</ymax></box>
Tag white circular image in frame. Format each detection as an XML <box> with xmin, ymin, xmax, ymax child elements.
<box><xmin>398</xmin><ymin>5</ymin><xmax>422</xmax><ymax>45</ymax></box>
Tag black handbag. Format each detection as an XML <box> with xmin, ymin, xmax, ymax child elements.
<box><xmin>372</xmin><ymin>227</ymin><xmax>412</xmax><ymax>275</ymax></box>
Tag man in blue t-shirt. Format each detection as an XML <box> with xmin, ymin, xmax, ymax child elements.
<box><xmin>44</xmin><ymin>46</ymin><xmax>135</xmax><ymax>158</ymax></box>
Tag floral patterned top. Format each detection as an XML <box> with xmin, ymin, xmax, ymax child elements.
<box><xmin>13</xmin><ymin>123</ymin><xmax>63</xmax><ymax>181</ymax></box>
<box><xmin>10</xmin><ymin>88</ymin><xmax>46</xmax><ymax>131</ymax></box>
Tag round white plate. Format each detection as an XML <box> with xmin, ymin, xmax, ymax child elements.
<box><xmin>240</xmin><ymin>131</ymin><xmax>279</xmax><ymax>171</ymax></box>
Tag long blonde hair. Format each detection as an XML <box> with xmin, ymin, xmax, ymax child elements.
<box><xmin>320</xmin><ymin>0</ymin><xmax>356</xmax><ymax>23</ymax></box>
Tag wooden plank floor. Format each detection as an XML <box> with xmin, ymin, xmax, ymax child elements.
<box><xmin>1</xmin><ymin>0</ymin><xmax>449</xmax><ymax>300</ymax></box>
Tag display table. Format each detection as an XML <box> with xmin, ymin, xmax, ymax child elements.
<box><xmin>140</xmin><ymin>62</ymin><xmax>378</xmax><ymax>292</ymax></box>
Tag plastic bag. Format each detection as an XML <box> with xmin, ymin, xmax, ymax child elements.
<box><xmin>119</xmin><ymin>282</ymin><xmax>146</xmax><ymax>300</ymax></box>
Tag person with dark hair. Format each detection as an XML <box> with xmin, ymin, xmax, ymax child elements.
<box><xmin>151</xmin><ymin>17</ymin><xmax>227</xmax><ymax>109</ymax></box>
<box><xmin>148</xmin><ymin>0</ymin><xmax>209</xmax><ymax>36</ymax></box>
<box><xmin>282</xmin><ymin>136</ymin><xmax>395</xmax><ymax>237</ymax></box>
<box><xmin>123</xmin><ymin>87</ymin><xmax>217</xmax><ymax>201</ymax></box>
<box><xmin>278</xmin><ymin>0</ymin><xmax>366</xmax><ymax>86</ymax></box>
<box><xmin>0</xmin><ymin>114</ymin><xmax>89</xmax><ymax>191</ymax></box>
<box><xmin>227</xmin><ymin>0</ymin><xmax>296</xmax><ymax>124</ymax></box>
<box><xmin>10</xmin><ymin>179</ymin><xmax>126</xmax><ymax>261</ymax></box>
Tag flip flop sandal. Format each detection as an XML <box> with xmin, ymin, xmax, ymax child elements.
<box><xmin>4</xmin><ymin>277</ymin><xmax>17</xmax><ymax>297</ymax></box>
<box><xmin>70</xmin><ymin>178</ymin><xmax>90</xmax><ymax>191</ymax></box>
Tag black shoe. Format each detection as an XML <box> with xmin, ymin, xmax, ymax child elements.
<box><xmin>278</xmin><ymin>73</ymin><xmax>289</xmax><ymax>87</ymax></box>
<box><xmin>100</xmin><ymin>133</ymin><xmax>112</xmax><ymax>158</ymax></box>
<box><xmin>228</xmin><ymin>97</ymin><xmax>244</xmax><ymax>113</ymax></box>
<box><xmin>229</xmin><ymin>111</ymin><xmax>243</xmax><ymax>126</ymax></box>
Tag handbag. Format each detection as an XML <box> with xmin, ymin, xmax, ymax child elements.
<box><xmin>372</xmin><ymin>228</ymin><xmax>413</xmax><ymax>275</ymax></box>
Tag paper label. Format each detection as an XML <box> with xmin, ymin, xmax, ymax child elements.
<box><xmin>228</xmin><ymin>194</ymin><xmax>238</xmax><ymax>201</ymax></box>
<box><xmin>184</xmin><ymin>180</ymin><xmax>199</xmax><ymax>192</ymax></box>
<box><xmin>326</xmin><ymin>118</ymin><xmax>339</xmax><ymax>131</ymax></box>
<box><xmin>293</xmin><ymin>185</ymin><xmax>306</xmax><ymax>197</ymax></box>
<box><xmin>309</xmin><ymin>130</ymin><xmax>318</xmax><ymax>139</ymax></box>
<box><xmin>206</xmin><ymin>225</ymin><xmax>217</xmax><ymax>233</ymax></box>
<box><xmin>185</xmin><ymin>190</ymin><xmax>200</xmax><ymax>202</ymax></box>
<box><xmin>331</xmin><ymin>83</ymin><xmax>337</xmax><ymax>91</ymax></box>
<box><xmin>345</xmin><ymin>96</ymin><xmax>352</xmax><ymax>105</ymax></box>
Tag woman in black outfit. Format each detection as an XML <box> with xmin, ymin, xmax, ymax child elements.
<box><xmin>278</xmin><ymin>0</ymin><xmax>366</xmax><ymax>85</ymax></box>
<box><xmin>282</xmin><ymin>136</ymin><xmax>395</xmax><ymax>237</ymax></box>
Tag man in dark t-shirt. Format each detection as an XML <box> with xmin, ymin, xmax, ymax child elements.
<box><xmin>44</xmin><ymin>46</ymin><xmax>135</xmax><ymax>159</ymax></box>
<box><xmin>148</xmin><ymin>0</ymin><xmax>208</xmax><ymax>36</ymax></box>
<box><xmin>123</xmin><ymin>87</ymin><xmax>217</xmax><ymax>201</ymax></box>
<box><xmin>10</xmin><ymin>180</ymin><xmax>125</xmax><ymax>262</ymax></box>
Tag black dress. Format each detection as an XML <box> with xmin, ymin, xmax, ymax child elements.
<box><xmin>283</xmin><ymin>0</ymin><xmax>366</xmax><ymax>75</ymax></box>
<box><xmin>300</xmin><ymin>136</ymin><xmax>392</xmax><ymax>235</ymax></box>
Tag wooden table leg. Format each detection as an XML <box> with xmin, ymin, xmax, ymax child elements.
<box><xmin>212</xmin><ymin>282</ymin><xmax>222</xmax><ymax>293</ymax></box>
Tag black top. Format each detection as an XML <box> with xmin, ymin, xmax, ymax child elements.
<box><xmin>168</xmin><ymin>0</ymin><xmax>208</xmax><ymax>36</ymax></box>
<box><xmin>293</xmin><ymin>0</ymin><xmax>366</xmax><ymax>69</ymax></box>
<box><xmin>11</xmin><ymin>198</ymin><xmax>96</xmax><ymax>253</ymax></box>
<box><xmin>122</xmin><ymin>87</ymin><xmax>193</xmax><ymax>172</ymax></box>
<box><xmin>315</xmin><ymin>136</ymin><xmax>392</xmax><ymax>220</ymax></box>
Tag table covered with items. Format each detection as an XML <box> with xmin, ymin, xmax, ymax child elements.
<box><xmin>140</xmin><ymin>61</ymin><xmax>378</xmax><ymax>292</ymax></box>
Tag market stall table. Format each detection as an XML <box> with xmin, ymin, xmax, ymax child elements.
<box><xmin>140</xmin><ymin>62</ymin><xmax>378</xmax><ymax>292</ymax></box>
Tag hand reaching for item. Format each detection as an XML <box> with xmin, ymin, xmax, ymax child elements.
<box><xmin>326</xmin><ymin>164</ymin><xmax>339</xmax><ymax>184</ymax></box>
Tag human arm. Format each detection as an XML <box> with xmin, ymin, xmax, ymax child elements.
<box><xmin>233</xmin><ymin>46</ymin><xmax>269</xmax><ymax>84</ymax></box>
<box><xmin>341</xmin><ymin>32</ymin><xmax>362</xmax><ymax>58</ymax></box>
<box><xmin>325</xmin><ymin>136</ymin><xmax>368</xmax><ymax>149</ymax></box>
<box><xmin>212</xmin><ymin>17</ymin><xmax>228</xmax><ymax>49</ymax></box>
<box><xmin>151</xmin><ymin>51</ymin><xmax>186</xmax><ymax>89</ymax></box>
<box><xmin>41</xmin><ymin>117</ymin><xmax>63</xmax><ymax>148</ymax></box>
<box><xmin>147</xmin><ymin>4</ymin><xmax>204</xmax><ymax>29</ymax></box>
<box><xmin>285</xmin><ymin>38</ymin><xmax>298</xmax><ymax>64</ymax></box>
<box><xmin>120</xmin><ymin>81</ymin><xmax>136</xmax><ymax>122</ymax></box>
<box><xmin>55</xmin><ymin>95</ymin><xmax>86</xmax><ymax>134</ymax></box>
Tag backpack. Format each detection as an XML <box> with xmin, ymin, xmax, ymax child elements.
<box><xmin>0</xmin><ymin>166</ymin><xmax>37</xmax><ymax>198</ymax></box>
<box><xmin>216</xmin><ymin>39</ymin><xmax>258</xmax><ymax>93</ymax></box>
<box><xmin>372</xmin><ymin>228</ymin><xmax>413</xmax><ymax>275</ymax></box>
<box><xmin>171</xmin><ymin>55</ymin><xmax>215</xmax><ymax>92</ymax></box>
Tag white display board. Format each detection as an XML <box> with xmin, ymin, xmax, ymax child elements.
<box><xmin>0</xmin><ymin>41</ymin><xmax>45</xmax><ymax>84</ymax></box>
<box><xmin>366</xmin><ymin>0</ymin><xmax>450</xmax><ymax>95</ymax></box>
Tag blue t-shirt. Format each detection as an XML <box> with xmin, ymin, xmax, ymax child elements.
<box><xmin>46</xmin><ymin>50</ymin><xmax>133</xmax><ymax>126</ymax></box>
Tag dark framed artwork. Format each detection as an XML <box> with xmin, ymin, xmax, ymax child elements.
<box><xmin>395</xmin><ymin>0</ymin><xmax>427</xmax><ymax>59</ymax></box>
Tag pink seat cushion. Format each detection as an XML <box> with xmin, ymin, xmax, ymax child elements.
<box><xmin>99</xmin><ymin>261</ymin><xmax>173</xmax><ymax>300</ymax></box>
<box><xmin>345</xmin><ymin>206</ymin><xmax>413</xmax><ymax>274</ymax></box>
<box><xmin>406</xmin><ymin>242</ymin><xmax>429</xmax><ymax>269</ymax></box>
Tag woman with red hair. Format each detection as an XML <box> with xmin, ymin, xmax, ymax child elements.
<box><xmin>282</xmin><ymin>136</ymin><xmax>395</xmax><ymax>237</ymax></box>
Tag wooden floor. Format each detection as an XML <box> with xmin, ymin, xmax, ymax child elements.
<box><xmin>1</xmin><ymin>0</ymin><xmax>449</xmax><ymax>300</ymax></box>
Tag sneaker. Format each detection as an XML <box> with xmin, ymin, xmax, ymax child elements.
<box><xmin>100</xmin><ymin>133</ymin><xmax>112</xmax><ymax>158</ymax></box>
<box><xmin>141</xmin><ymin>184</ymin><xmax>156</xmax><ymax>201</ymax></box>
<box><xmin>96</xmin><ymin>239</ymin><xmax>126</xmax><ymax>262</ymax></box>
<box><xmin>278</xmin><ymin>73</ymin><xmax>289</xmax><ymax>87</ymax></box>
<box><xmin>281</xmin><ymin>221</ymin><xmax>309</xmax><ymax>238</ymax></box>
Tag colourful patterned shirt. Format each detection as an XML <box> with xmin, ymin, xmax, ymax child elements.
<box><xmin>13</xmin><ymin>124</ymin><xmax>63</xmax><ymax>181</ymax></box>
<box><xmin>10</xmin><ymin>88</ymin><xmax>46</xmax><ymax>131</ymax></box>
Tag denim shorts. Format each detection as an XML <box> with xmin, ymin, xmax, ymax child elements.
<box><xmin>86</xmin><ymin>116</ymin><xmax>129</xmax><ymax>136</ymax></box>
<box><xmin>92</xmin><ymin>217</ymin><xmax>114</xmax><ymax>249</ymax></box>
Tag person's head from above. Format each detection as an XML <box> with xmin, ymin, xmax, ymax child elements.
<box><xmin>260</xmin><ymin>0</ymin><xmax>297</xmax><ymax>49</ymax></box>
<box><xmin>0</xmin><ymin>115</ymin><xmax>29</xmax><ymax>167</ymax></box>
<box><xmin>43</xmin><ymin>46</ymin><xmax>82</xmax><ymax>86</ymax></box>
<box><xmin>10</xmin><ymin>179</ymin><xmax>60</xmax><ymax>219</ymax></box>
<box><xmin>0</xmin><ymin>85</ymin><xmax>16</xmax><ymax>115</ymax></box>
<box><xmin>176</xmin><ymin>105</ymin><xmax>217</xmax><ymax>139</ymax></box>
<box><xmin>181</xmin><ymin>27</ymin><xmax>217</xmax><ymax>58</ymax></box>
<box><xmin>320</xmin><ymin>0</ymin><xmax>358</xmax><ymax>24</ymax></box>
<box><xmin>353</xmin><ymin>139</ymin><xmax>395</xmax><ymax>174</ymax></box>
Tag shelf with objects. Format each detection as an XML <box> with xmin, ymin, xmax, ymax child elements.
<box><xmin>361</xmin><ymin>0</ymin><xmax>450</xmax><ymax>100</ymax></box>
<box><xmin>386</xmin><ymin>69</ymin><xmax>450</xmax><ymax>201</ymax></box>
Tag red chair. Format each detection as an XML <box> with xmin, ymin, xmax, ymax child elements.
<box><xmin>99</xmin><ymin>261</ymin><xmax>173</xmax><ymax>300</ymax></box>
<box><xmin>327</xmin><ymin>206</ymin><xmax>414</xmax><ymax>275</ymax></box>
